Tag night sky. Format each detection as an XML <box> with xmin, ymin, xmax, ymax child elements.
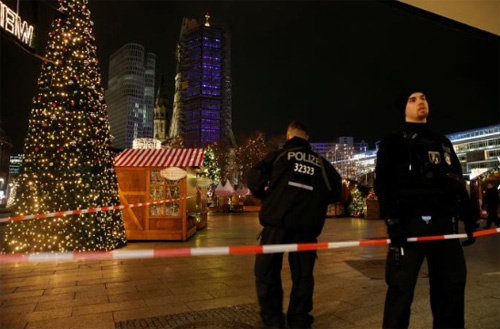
<box><xmin>1</xmin><ymin>1</ymin><xmax>499</xmax><ymax>153</ymax></box>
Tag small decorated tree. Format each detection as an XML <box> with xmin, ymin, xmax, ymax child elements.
<box><xmin>348</xmin><ymin>187</ymin><xmax>365</xmax><ymax>217</ymax></box>
<box><xmin>201</xmin><ymin>146</ymin><xmax>220</xmax><ymax>187</ymax></box>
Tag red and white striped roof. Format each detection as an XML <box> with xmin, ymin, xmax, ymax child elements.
<box><xmin>114</xmin><ymin>148</ymin><xmax>206</xmax><ymax>168</ymax></box>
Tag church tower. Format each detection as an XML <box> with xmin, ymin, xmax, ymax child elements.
<box><xmin>154</xmin><ymin>73</ymin><xmax>169</xmax><ymax>144</ymax></box>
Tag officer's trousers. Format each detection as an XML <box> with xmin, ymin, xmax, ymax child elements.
<box><xmin>485</xmin><ymin>210</ymin><xmax>500</xmax><ymax>228</ymax></box>
<box><xmin>255</xmin><ymin>226</ymin><xmax>317</xmax><ymax>329</ymax></box>
<box><xmin>382</xmin><ymin>239</ymin><xmax>466</xmax><ymax>329</ymax></box>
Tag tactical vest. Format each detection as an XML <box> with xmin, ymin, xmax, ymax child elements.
<box><xmin>396</xmin><ymin>129</ymin><xmax>463</xmax><ymax>218</ymax></box>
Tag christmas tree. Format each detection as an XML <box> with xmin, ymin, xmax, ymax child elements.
<box><xmin>348</xmin><ymin>187</ymin><xmax>365</xmax><ymax>217</ymax></box>
<box><xmin>201</xmin><ymin>146</ymin><xmax>220</xmax><ymax>187</ymax></box>
<box><xmin>4</xmin><ymin>0</ymin><xmax>127</xmax><ymax>253</ymax></box>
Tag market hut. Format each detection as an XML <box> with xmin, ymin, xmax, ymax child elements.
<box><xmin>114</xmin><ymin>148</ymin><xmax>207</xmax><ymax>241</ymax></box>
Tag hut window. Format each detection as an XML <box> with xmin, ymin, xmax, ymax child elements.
<box><xmin>149</xmin><ymin>170</ymin><xmax>181</xmax><ymax>217</ymax></box>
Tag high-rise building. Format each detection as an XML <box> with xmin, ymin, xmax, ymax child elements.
<box><xmin>169</xmin><ymin>14</ymin><xmax>232</xmax><ymax>148</ymax></box>
<box><xmin>106</xmin><ymin>43</ymin><xmax>156</xmax><ymax>149</ymax></box>
<box><xmin>154</xmin><ymin>73</ymin><xmax>169</xmax><ymax>144</ymax></box>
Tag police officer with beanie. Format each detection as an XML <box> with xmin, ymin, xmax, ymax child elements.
<box><xmin>248</xmin><ymin>121</ymin><xmax>341</xmax><ymax>329</ymax></box>
<box><xmin>374</xmin><ymin>89</ymin><xmax>478</xmax><ymax>329</ymax></box>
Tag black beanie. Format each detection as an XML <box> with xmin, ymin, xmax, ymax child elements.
<box><xmin>394</xmin><ymin>88</ymin><xmax>428</xmax><ymax>119</ymax></box>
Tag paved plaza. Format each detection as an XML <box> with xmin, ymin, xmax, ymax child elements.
<box><xmin>0</xmin><ymin>213</ymin><xmax>499</xmax><ymax>329</ymax></box>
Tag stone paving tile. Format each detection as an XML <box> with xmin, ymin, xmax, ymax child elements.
<box><xmin>1</xmin><ymin>271</ymin><xmax>55</xmax><ymax>280</ymax></box>
<box><xmin>76</xmin><ymin>275</ymin><xmax>134</xmax><ymax>286</ymax></box>
<box><xmin>73</xmin><ymin>299</ymin><xmax>146</xmax><ymax>316</ymax></box>
<box><xmin>207</xmin><ymin>286</ymin><xmax>256</xmax><ymax>299</ymax></box>
<box><xmin>113</xmin><ymin>303</ymin><xmax>191</xmax><ymax>323</ymax></box>
<box><xmin>74</xmin><ymin>285</ymin><xmax>138</xmax><ymax>299</ymax></box>
<box><xmin>1</xmin><ymin>289</ymin><xmax>44</xmax><ymax>300</ymax></box>
<box><xmin>168</xmin><ymin>282</ymin><xmax>230</xmax><ymax>295</ymax></box>
<box><xmin>47</xmin><ymin>273</ymin><xmax>103</xmax><ymax>284</ymax></box>
<box><xmin>186</xmin><ymin>295</ymin><xmax>255</xmax><ymax>311</ymax></box>
<box><xmin>15</xmin><ymin>280</ymin><xmax>77</xmax><ymax>292</ymax></box>
<box><xmin>480</xmin><ymin>314</ymin><xmax>500</xmax><ymax>329</ymax></box>
<box><xmin>1</xmin><ymin>313</ymin><xmax>30</xmax><ymax>329</ymax></box>
<box><xmin>27</xmin><ymin>312</ymin><xmax>115</xmax><ymax>329</ymax></box>
<box><xmin>144</xmin><ymin>292</ymin><xmax>214</xmax><ymax>307</ymax></box>
<box><xmin>314</xmin><ymin>314</ymin><xmax>355</xmax><ymax>329</ymax></box>
<box><xmin>0</xmin><ymin>302</ymin><xmax>36</xmax><ymax>315</ymax></box>
<box><xmin>35</xmin><ymin>294</ymin><xmax>109</xmax><ymax>311</ymax></box>
<box><xmin>0</xmin><ymin>286</ymin><xmax>17</xmax><ymax>294</ymax></box>
<box><xmin>2</xmin><ymin>276</ymin><xmax>52</xmax><ymax>287</ymax></box>
<box><xmin>43</xmin><ymin>283</ymin><xmax>105</xmax><ymax>296</ymax></box>
<box><xmin>105</xmin><ymin>278</ymin><xmax>162</xmax><ymax>289</ymax></box>
<box><xmin>465</xmin><ymin>296</ymin><xmax>500</xmax><ymax>319</ymax></box>
<box><xmin>1</xmin><ymin>292</ymin><xmax>76</xmax><ymax>307</ymax></box>
<box><xmin>27</xmin><ymin>306</ymin><xmax>73</xmax><ymax>322</ymax></box>
<box><xmin>108</xmin><ymin>287</ymin><xmax>174</xmax><ymax>303</ymax></box>
<box><xmin>156</xmin><ymin>277</ymin><xmax>197</xmax><ymax>288</ymax></box>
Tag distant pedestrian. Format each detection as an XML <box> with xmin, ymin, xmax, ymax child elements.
<box><xmin>482</xmin><ymin>183</ymin><xmax>500</xmax><ymax>228</ymax></box>
<box><xmin>248</xmin><ymin>121</ymin><xmax>342</xmax><ymax>329</ymax></box>
<box><xmin>374</xmin><ymin>89</ymin><xmax>478</xmax><ymax>329</ymax></box>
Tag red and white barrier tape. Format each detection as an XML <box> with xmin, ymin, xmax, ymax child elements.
<box><xmin>1</xmin><ymin>228</ymin><xmax>498</xmax><ymax>264</ymax></box>
<box><xmin>0</xmin><ymin>197</ymin><xmax>189</xmax><ymax>223</ymax></box>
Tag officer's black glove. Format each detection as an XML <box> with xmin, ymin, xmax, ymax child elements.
<box><xmin>461</xmin><ymin>221</ymin><xmax>478</xmax><ymax>247</ymax></box>
<box><xmin>386</xmin><ymin>218</ymin><xmax>407</xmax><ymax>247</ymax></box>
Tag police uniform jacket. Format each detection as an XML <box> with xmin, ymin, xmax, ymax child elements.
<box><xmin>248</xmin><ymin>137</ymin><xmax>342</xmax><ymax>237</ymax></box>
<box><xmin>374</xmin><ymin>122</ymin><xmax>476</xmax><ymax>234</ymax></box>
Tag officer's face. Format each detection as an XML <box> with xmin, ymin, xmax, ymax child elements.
<box><xmin>405</xmin><ymin>92</ymin><xmax>429</xmax><ymax>123</ymax></box>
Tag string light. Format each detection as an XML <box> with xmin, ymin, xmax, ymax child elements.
<box><xmin>3</xmin><ymin>0</ymin><xmax>127</xmax><ymax>253</ymax></box>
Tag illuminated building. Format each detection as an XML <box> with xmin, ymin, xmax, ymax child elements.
<box><xmin>0</xmin><ymin>124</ymin><xmax>12</xmax><ymax>207</ymax></box>
<box><xmin>447</xmin><ymin>124</ymin><xmax>500</xmax><ymax>178</ymax></box>
<box><xmin>106</xmin><ymin>43</ymin><xmax>156</xmax><ymax>149</ymax></box>
<box><xmin>169</xmin><ymin>13</ymin><xmax>232</xmax><ymax>147</ymax></box>
<box><xmin>9</xmin><ymin>154</ymin><xmax>23</xmax><ymax>175</ymax></box>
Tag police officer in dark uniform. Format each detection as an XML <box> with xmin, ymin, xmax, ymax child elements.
<box><xmin>374</xmin><ymin>90</ymin><xmax>478</xmax><ymax>329</ymax></box>
<box><xmin>248</xmin><ymin>121</ymin><xmax>342</xmax><ymax>329</ymax></box>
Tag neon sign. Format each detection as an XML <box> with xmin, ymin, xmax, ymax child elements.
<box><xmin>0</xmin><ymin>1</ymin><xmax>34</xmax><ymax>48</ymax></box>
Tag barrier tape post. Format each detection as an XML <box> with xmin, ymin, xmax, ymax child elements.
<box><xmin>1</xmin><ymin>228</ymin><xmax>498</xmax><ymax>264</ymax></box>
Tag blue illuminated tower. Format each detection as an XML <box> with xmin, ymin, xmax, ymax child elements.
<box><xmin>169</xmin><ymin>14</ymin><xmax>232</xmax><ymax>147</ymax></box>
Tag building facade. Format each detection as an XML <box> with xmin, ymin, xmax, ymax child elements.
<box><xmin>447</xmin><ymin>124</ymin><xmax>500</xmax><ymax>178</ymax></box>
<box><xmin>9</xmin><ymin>154</ymin><xmax>23</xmax><ymax>175</ymax></box>
<box><xmin>169</xmin><ymin>14</ymin><xmax>232</xmax><ymax>148</ymax></box>
<box><xmin>0</xmin><ymin>124</ymin><xmax>13</xmax><ymax>207</ymax></box>
<box><xmin>106</xmin><ymin>43</ymin><xmax>156</xmax><ymax>149</ymax></box>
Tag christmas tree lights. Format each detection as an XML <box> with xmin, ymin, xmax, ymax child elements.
<box><xmin>4</xmin><ymin>0</ymin><xmax>127</xmax><ymax>253</ymax></box>
<box><xmin>348</xmin><ymin>188</ymin><xmax>365</xmax><ymax>217</ymax></box>
<box><xmin>201</xmin><ymin>146</ymin><xmax>220</xmax><ymax>187</ymax></box>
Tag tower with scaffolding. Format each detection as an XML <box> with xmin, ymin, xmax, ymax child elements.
<box><xmin>169</xmin><ymin>13</ymin><xmax>234</xmax><ymax>148</ymax></box>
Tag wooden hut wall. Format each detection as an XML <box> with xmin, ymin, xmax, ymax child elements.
<box><xmin>116</xmin><ymin>167</ymin><xmax>190</xmax><ymax>241</ymax></box>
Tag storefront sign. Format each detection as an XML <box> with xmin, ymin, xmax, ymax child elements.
<box><xmin>0</xmin><ymin>1</ymin><xmax>34</xmax><ymax>48</ymax></box>
<box><xmin>161</xmin><ymin>167</ymin><xmax>187</xmax><ymax>181</ymax></box>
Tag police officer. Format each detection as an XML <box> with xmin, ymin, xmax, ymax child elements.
<box><xmin>248</xmin><ymin>121</ymin><xmax>341</xmax><ymax>329</ymax></box>
<box><xmin>482</xmin><ymin>183</ymin><xmax>500</xmax><ymax>229</ymax></box>
<box><xmin>374</xmin><ymin>89</ymin><xmax>478</xmax><ymax>329</ymax></box>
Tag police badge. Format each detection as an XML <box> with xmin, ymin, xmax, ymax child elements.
<box><xmin>428</xmin><ymin>151</ymin><xmax>441</xmax><ymax>164</ymax></box>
